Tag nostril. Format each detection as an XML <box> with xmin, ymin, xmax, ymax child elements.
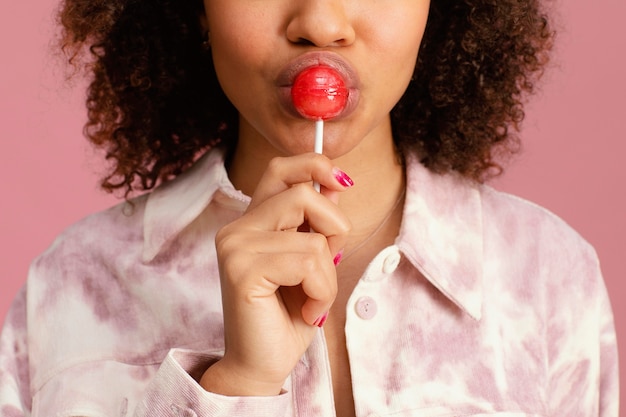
<box><xmin>285</xmin><ymin>5</ymin><xmax>355</xmax><ymax>48</ymax></box>
<box><xmin>294</xmin><ymin>37</ymin><xmax>316</xmax><ymax>47</ymax></box>
<box><xmin>293</xmin><ymin>36</ymin><xmax>350</xmax><ymax>48</ymax></box>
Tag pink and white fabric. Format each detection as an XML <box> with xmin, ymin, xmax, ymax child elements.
<box><xmin>0</xmin><ymin>149</ymin><xmax>618</xmax><ymax>416</ymax></box>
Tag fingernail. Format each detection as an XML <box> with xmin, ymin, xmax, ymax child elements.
<box><xmin>333</xmin><ymin>249</ymin><xmax>344</xmax><ymax>266</ymax></box>
<box><xmin>333</xmin><ymin>168</ymin><xmax>354</xmax><ymax>187</ymax></box>
<box><xmin>313</xmin><ymin>312</ymin><xmax>329</xmax><ymax>328</ymax></box>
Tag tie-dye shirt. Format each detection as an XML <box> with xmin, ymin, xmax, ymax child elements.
<box><xmin>0</xmin><ymin>149</ymin><xmax>618</xmax><ymax>416</ymax></box>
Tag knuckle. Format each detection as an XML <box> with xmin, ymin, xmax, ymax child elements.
<box><xmin>291</xmin><ymin>181</ymin><xmax>312</xmax><ymax>195</ymax></box>
<box><xmin>309</xmin><ymin>233</ymin><xmax>329</xmax><ymax>254</ymax></box>
<box><xmin>266</xmin><ymin>156</ymin><xmax>286</xmax><ymax>177</ymax></box>
<box><xmin>220</xmin><ymin>254</ymin><xmax>243</xmax><ymax>278</ymax></box>
<box><xmin>337</xmin><ymin>217</ymin><xmax>352</xmax><ymax>236</ymax></box>
<box><xmin>289</xmin><ymin>183</ymin><xmax>315</xmax><ymax>202</ymax></box>
<box><xmin>218</xmin><ymin>246</ymin><xmax>257</xmax><ymax>288</ymax></box>
<box><xmin>215</xmin><ymin>225</ymin><xmax>238</xmax><ymax>254</ymax></box>
<box><xmin>328</xmin><ymin>279</ymin><xmax>339</xmax><ymax>299</ymax></box>
<box><xmin>319</xmin><ymin>273</ymin><xmax>339</xmax><ymax>301</ymax></box>
<box><xmin>215</xmin><ymin>226</ymin><xmax>253</xmax><ymax>276</ymax></box>
<box><xmin>298</xmin><ymin>253</ymin><xmax>319</xmax><ymax>276</ymax></box>
<box><xmin>309</xmin><ymin>153</ymin><xmax>332</xmax><ymax>175</ymax></box>
<box><xmin>310</xmin><ymin>152</ymin><xmax>330</xmax><ymax>166</ymax></box>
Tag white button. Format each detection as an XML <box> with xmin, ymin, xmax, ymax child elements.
<box><xmin>382</xmin><ymin>251</ymin><xmax>401</xmax><ymax>274</ymax></box>
<box><xmin>355</xmin><ymin>296</ymin><xmax>378</xmax><ymax>320</ymax></box>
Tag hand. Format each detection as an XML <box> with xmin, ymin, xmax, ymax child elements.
<box><xmin>200</xmin><ymin>153</ymin><xmax>353</xmax><ymax>396</ymax></box>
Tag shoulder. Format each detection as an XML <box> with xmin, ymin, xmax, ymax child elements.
<box><xmin>404</xmin><ymin>155</ymin><xmax>600</xmax><ymax>277</ymax></box>
<box><xmin>480</xmin><ymin>184</ymin><xmax>591</xmax><ymax>242</ymax></box>
<box><xmin>29</xmin><ymin>194</ymin><xmax>149</xmax><ymax>280</ymax></box>
<box><xmin>478</xmin><ymin>184</ymin><xmax>601</xmax><ymax>284</ymax></box>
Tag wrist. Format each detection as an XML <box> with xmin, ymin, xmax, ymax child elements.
<box><xmin>200</xmin><ymin>359</ymin><xmax>285</xmax><ymax>397</ymax></box>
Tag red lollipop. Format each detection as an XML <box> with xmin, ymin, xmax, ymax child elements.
<box><xmin>291</xmin><ymin>65</ymin><xmax>349</xmax><ymax>120</ymax></box>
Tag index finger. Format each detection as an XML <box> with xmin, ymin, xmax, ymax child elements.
<box><xmin>248</xmin><ymin>153</ymin><xmax>354</xmax><ymax>211</ymax></box>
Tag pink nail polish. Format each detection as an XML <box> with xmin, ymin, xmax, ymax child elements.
<box><xmin>333</xmin><ymin>249</ymin><xmax>344</xmax><ymax>266</ymax></box>
<box><xmin>333</xmin><ymin>168</ymin><xmax>354</xmax><ymax>187</ymax></box>
<box><xmin>314</xmin><ymin>312</ymin><xmax>329</xmax><ymax>328</ymax></box>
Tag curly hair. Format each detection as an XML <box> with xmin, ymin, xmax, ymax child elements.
<box><xmin>58</xmin><ymin>0</ymin><xmax>553</xmax><ymax>196</ymax></box>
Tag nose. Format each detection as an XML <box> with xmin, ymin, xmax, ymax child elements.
<box><xmin>286</xmin><ymin>1</ymin><xmax>356</xmax><ymax>47</ymax></box>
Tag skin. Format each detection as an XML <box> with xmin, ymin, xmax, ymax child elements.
<box><xmin>199</xmin><ymin>0</ymin><xmax>431</xmax><ymax>415</ymax></box>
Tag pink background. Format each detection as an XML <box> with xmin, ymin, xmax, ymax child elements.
<box><xmin>1</xmin><ymin>0</ymin><xmax>624</xmax><ymax>411</ymax></box>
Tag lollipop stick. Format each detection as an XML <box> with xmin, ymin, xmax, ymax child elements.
<box><xmin>314</xmin><ymin>119</ymin><xmax>324</xmax><ymax>154</ymax></box>
<box><xmin>309</xmin><ymin>119</ymin><xmax>324</xmax><ymax>234</ymax></box>
<box><xmin>313</xmin><ymin>119</ymin><xmax>324</xmax><ymax>192</ymax></box>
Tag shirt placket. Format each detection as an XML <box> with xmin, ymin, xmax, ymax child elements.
<box><xmin>291</xmin><ymin>329</ymin><xmax>337</xmax><ymax>416</ymax></box>
<box><xmin>345</xmin><ymin>246</ymin><xmax>403</xmax><ymax>417</ymax></box>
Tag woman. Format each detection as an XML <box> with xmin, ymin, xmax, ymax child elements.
<box><xmin>0</xmin><ymin>0</ymin><xmax>618</xmax><ymax>415</ymax></box>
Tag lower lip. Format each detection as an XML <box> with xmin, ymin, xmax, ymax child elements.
<box><xmin>278</xmin><ymin>86</ymin><xmax>360</xmax><ymax>121</ymax></box>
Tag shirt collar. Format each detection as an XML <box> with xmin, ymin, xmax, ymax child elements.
<box><xmin>142</xmin><ymin>149</ymin><xmax>250</xmax><ymax>263</ymax></box>
<box><xmin>142</xmin><ymin>149</ymin><xmax>484</xmax><ymax>320</ymax></box>
<box><xmin>397</xmin><ymin>153</ymin><xmax>484</xmax><ymax>320</ymax></box>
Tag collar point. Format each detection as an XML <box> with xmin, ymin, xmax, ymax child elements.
<box><xmin>142</xmin><ymin>247</ymin><xmax>158</xmax><ymax>264</ymax></box>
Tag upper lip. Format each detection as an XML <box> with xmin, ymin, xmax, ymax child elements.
<box><xmin>276</xmin><ymin>51</ymin><xmax>360</xmax><ymax>89</ymax></box>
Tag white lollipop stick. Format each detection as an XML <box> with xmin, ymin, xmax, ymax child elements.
<box><xmin>310</xmin><ymin>119</ymin><xmax>324</xmax><ymax>234</ymax></box>
<box><xmin>313</xmin><ymin>119</ymin><xmax>324</xmax><ymax>192</ymax></box>
<box><xmin>314</xmin><ymin>119</ymin><xmax>324</xmax><ymax>154</ymax></box>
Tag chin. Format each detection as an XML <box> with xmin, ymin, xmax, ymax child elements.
<box><xmin>261</xmin><ymin>117</ymin><xmax>366</xmax><ymax>159</ymax></box>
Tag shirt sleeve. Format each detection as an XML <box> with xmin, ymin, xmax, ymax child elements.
<box><xmin>597</xmin><ymin>282</ymin><xmax>619</xmax><ymax>417</ymax></box>
<box><xmin>0</xmin><ymin>286</ymin><xmax>33</xmax><ymax>415</ymax></box>
<box><xmin>134</xmin><ymin>349</ymin><xmax>291</xmax><ymax>417</ymax></box>
<box><xmin>546</xmin><ymin>247</ymin><xmax>619</xmax><ymax>417</ymax></box>
<box><xmin>1</xmin><ymin>296</ymin><xmax>291</xmax><ymax>417</ymax></box>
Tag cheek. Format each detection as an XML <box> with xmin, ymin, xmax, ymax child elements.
<box><xmin>371</xmin><ymin>10</ymin><xmax>428</xmax><ymax>91</ymax></box>
<box><xmin>360</xmin><ymin>44</ymin><xmax>416</xmax><ymax>106</ymax></box>
<box><xmin>210</xmin><ymin>24</ymin><xmax>256</xmax><ymax>78</ymax></box>
<box><xmin>349</xmin><ymin>6</ymin><xmax>428</xmax><ymax>127</ymax></box>
<box><xmin>392</xmin><ymin>20</ymin><xmax>427</xmax><ymax>64</ymax></box>
<box><xmin>364</xmin><ymin>2</ymin><xmax>429</xmax><ymax>62</ymax></box>
<box><xmin>207</xmin><ymin>9</ymin><xmax>280</xmax><ymax>112</ymax></box>
<box><xmin>209</xmin><ymin>34</ymin><xmax>264</xmax><ymax>114</ymax></box>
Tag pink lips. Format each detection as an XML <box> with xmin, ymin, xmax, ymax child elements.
<box><xmin>277</xmin><ymin>52</ymin><xmax>360</xmax><ymax>121</ymax></box>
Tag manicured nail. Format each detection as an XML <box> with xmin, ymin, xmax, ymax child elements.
<box><xmin>333</xmin><ymin>249</ymin><xmax>344</xmax><ymax>266</ymax></box>
<box><xmin>313</xmin><ymin>312</ymin><xmax>329</xmax><ymax>328</ymax></box>
<box><xmin>317</xmin><ymin>312</ymin><xmax>328</xmax><ymax>327</ymax></box>
<box><xmin>333</xmin><ymin>168</ymin><xmax>354</xmax><ymax>187</ymax></box>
